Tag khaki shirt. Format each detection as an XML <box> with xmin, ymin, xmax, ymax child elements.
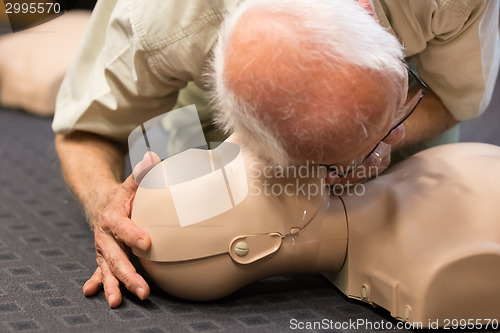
<box><xmin>52</xmin><ymin>0</ymin><xmax>500</xmax><ymax>143</ymax></box>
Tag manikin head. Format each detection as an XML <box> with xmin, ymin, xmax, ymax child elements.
<box><xmin>212</xmin><ymin>0</ymin><xmax>407</xmax><ymax>166</ymax></box>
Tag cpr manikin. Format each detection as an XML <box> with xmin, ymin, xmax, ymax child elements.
<box><xmin>128</xmin><ymin>107</ymin><xmax>500</xmax><ymax>326</ymax></box>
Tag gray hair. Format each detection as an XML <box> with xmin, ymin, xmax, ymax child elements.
<box><xmin>211</xmin><ymin>0</ymin><xmax>406</xmax><ymax>165</ymax></box>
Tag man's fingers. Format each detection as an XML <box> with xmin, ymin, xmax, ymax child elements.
<box><xmin>98</xmin><ymin>233</ymin><xmax>150</xmax><ymax>301</ymax></box>
<box><xmin>83</xmin><ymin>267</ymin><xmax>103</xmax><ymax>296</ymax></box>
<box><xmin>96</xmin><ymin>178</ymin><xmax>151</xmax><ymax>252</ymax></box>
<box><xmin>133</xmin><ymin>151</ymin><xmax>161</xmax><ymax>185</ymax></box>
<box><xmin>106</xmin><ymin>255</ymin><xmax>150</xmax><ymax>301</ymax></box>
<box><xmin>361</xmin><ymin>142</ymin><xmax>391</xmax><ymax>180</ymax></box>
<box><xmin>326</xmin><ymin>142</ymin><xmax>393</xmax><ymax>186</ymax></box>
<box><xmin>107</xmin><ymin>218</ymin><xmax>151</xmax><ymax>252</ymax></box>
<box><xmin>383</xmin><ymin>124</ymin><xmax>405</xmax><ymax>145</ymax></box>
<box><xmin>373</xmin><ymin>142</ymin><xmax>391</xmax><ymax>169</ymax></box>
<box><xmin>98</xmin><ymin>258</ymin><xmax>123</xmax><ymax>308</ymax></box>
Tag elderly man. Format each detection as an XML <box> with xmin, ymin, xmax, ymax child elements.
<box><xmin>53</xmin><ymin>0</ymin><xmax>499</xmax><ymax>307</ymax></box>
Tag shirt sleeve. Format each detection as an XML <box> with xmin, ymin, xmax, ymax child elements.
<box><xmin>52</xmin><ymin>0</ymin><xmax>229</xmax><ymax>142</ymax></box>
<box><xmin>378</xmin><ymin>0</ymin><xmax>500</xmax><ymax>121</ymax></box>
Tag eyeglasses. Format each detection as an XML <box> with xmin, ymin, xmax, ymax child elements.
<box><xmin>325</xmin><ymin>65</ymin><xmax>427</xmax><ymax>177</ymax></box>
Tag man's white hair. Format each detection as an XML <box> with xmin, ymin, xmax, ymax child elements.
<box><xmin>211</xmin><ymin>0</ymin><xmax>406</xmax><ymax>165</ymax></box>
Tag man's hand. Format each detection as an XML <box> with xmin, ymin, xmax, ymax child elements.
<box><xmin>83</xmin><ymin>151</ymin><xmax>161</xmax><ymax>308</ymax></box>
<box><xmin>55</xmin><ymin>132</ymin><xmax>161</xmax><ymax>308</ymax></box>
<box><xmin>82</xmin><ymin>172</ymin><xmax>150</xmax><ymax>307</ymax></box>
<box><xmin>326</xmin><ymin>124</ymin><xmax>405</xmax><ymax>186</ymax></box>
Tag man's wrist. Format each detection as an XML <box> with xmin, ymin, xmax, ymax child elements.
<box><xmin>55</xmin><ymin>131</ymin><xmax>127</xmax><ymax>227</ymax></box>
<box><xmin>393</xmin><ymin>88</ymin><xmax>457</xmax><ymax>151</ymax></box>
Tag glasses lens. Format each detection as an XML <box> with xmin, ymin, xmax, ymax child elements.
<box><xmin>391</xmin><ymin>68</ymin><xmax>426</xmax><ymax>129</ymax></box>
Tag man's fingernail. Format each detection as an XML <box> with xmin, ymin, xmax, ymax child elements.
<box><xmin>137</xmin><ymin>288</ymin><xmax>147</xmax><ymax>300</ymax></box>
<box><xmin>108</xmin><ymin>294</ymin><xmax>116</xmax><ymax>307</ymax></box>
<box><xmin>137</xmin><ymin>239</ymin><xmax>148</xmax><ymax>251</ymax></box>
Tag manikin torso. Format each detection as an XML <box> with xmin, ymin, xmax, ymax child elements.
<box><xmin>131</xmin><ymin>136</ymin><xmax>500</xmax><ymax>326</ymax></box>
<box><xmin>329</xmin><ymin>142</ymin><xmax>500</xmax><ymax>323</ymax></box>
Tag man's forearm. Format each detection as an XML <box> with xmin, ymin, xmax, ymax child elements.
<box><xmin>395</xmin><ymin>88</ymin><xmax>458</xmax><ymax>151</ymax></box>
<box><xmin>55</xmin><ymin>131</ymin><xmax>126</xmax><ymax>224</ymax></box>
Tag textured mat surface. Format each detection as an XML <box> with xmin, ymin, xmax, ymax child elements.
<box><xmin>0</xmin><ymin>108</ymin><xmax>424</xmax><ymax>333</ymax></box>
